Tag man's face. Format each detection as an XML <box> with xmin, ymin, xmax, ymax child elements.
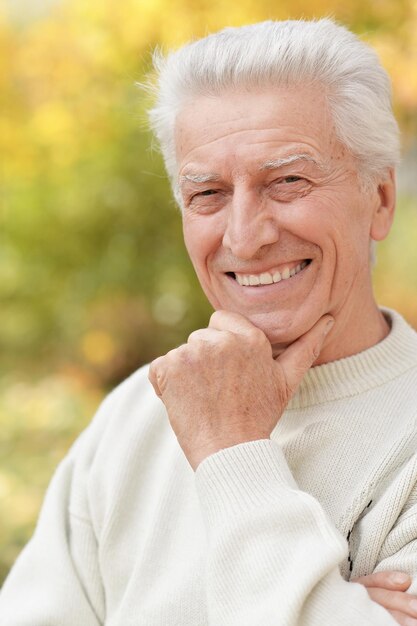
<box><xmin>176</xmin><ymin>87</ymin><xmax>384</xmax><ymax>356</ymax></box>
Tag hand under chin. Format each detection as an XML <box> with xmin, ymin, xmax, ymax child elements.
<box><xmin>271</xmin><ymin>341</ymin><xmax>291</xmax><ymax>359</ymax></box>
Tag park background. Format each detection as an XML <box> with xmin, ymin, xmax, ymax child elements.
<box><xmin>1</xmin><ymin>0</ymin><xmax>417</xmax><ymax>584</ymax></box>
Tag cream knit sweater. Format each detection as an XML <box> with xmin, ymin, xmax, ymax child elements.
<box><xmin>1</xmin><ymin>309</ymin><xmax>417</xmax><ymax>625</ymax></box>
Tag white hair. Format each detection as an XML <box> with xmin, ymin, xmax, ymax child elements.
<box><xmin>147</xmin><ymin>18</ymin><xmax>400</xmax><ymax>198</ymax></box>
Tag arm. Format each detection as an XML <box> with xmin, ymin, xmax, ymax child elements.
<box><xmin>195</xmin><ymin>439</ymin><xmax>403</xmax><ymax>626</ymax></box>
<box><xmin>149</xmin><ymin>310</ymin><xmax>417</xmax><ymax>625</ymax></box>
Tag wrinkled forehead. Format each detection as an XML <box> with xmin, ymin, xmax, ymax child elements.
<box><xmin>174</xmin><ymin>86</ymin><xmax>349</xmax><ymax>181</ymax></box>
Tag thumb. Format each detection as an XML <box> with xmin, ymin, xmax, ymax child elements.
<box><xmin>275</xmin><ymin>315</ymin><xmax>334</xmax><ymax>393</ymax></box>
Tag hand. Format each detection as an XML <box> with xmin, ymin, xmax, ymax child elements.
<box><xmin>353</xmin><ymin>571</ymin><xmax>417</xmax><ymax>625</ymax></box>
<box><xmin>149</xmin><ymin>310</ymin><xmax>334</xmax><ymax>470</ymax></box>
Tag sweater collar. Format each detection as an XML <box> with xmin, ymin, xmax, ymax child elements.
<box><xmin>286</xmin><ymin>308</ymin><xmax>417</xmax><ymax>409</ymax></box>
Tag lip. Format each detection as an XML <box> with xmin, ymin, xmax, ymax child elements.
<box><xmin>227</xmin><ymin>258</ymin><xmax>311</xmax><ymax>278</ymax></box>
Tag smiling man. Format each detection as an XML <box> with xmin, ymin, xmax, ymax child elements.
<box><xmin>2</xmin><ymin>18</ymin><xmax>417</xmax><ymax>626</ymax></box>
<box><xmin>175</xmin><ymin>87</ymin><xmax>392</xmax><ymax>364</ymax></box>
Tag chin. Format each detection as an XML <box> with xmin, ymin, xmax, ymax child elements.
<box><xmin>245</xmin><ymin>310</ymin><xmax>308</xmax><ymax>345</ymax></box>
<box><xmin>264</xmin><ymin>329</ymin><xmax>297</xmax><ymax>350</ymax></box>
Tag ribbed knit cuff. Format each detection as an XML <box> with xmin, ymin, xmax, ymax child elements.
<box><xmin>195</xmin><ymin>439</ymin><xmax>298</xmax><ymax>528</ymax></box>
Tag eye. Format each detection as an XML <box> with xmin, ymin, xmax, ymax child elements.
<box><xmin>270</xmin><ymin>175</ymin><xmax>306</xmax><ymax>188</ymax></box>
<box><xmin>188</xmin><ymin>188</ymin><xmax>219</xmax><ymax>203</ymax></box>
<box><xmin>186</xmin><ymin>188</ymin><xmax>225</xmax><ymax>214</ymax></box>
<box><xmin>268</xmin><ymin>175</ymin><xmax>312</xmax><ymax>202</ymax></box>
<box><xmin>199</xmin><ymin>189</ymin><xmax>218</xmax><ymax>196</ymax></box>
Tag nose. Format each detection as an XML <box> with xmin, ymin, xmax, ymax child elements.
<box><xmin>222</xmin><ymin>188</ymin><xmax>280</xmax><ymax>259</ymax></box>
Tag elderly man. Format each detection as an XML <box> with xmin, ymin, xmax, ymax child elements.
<box><xmin>1</xmin><ymin>17</ymin><xmax>417</xmax><ymax>626</ymax></box>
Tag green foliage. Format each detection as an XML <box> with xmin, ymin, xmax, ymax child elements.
<box><xmin>1</xmin><ymin>0</ymin><xmax>416</xmax><ymax>586</ymax></box>
<box><xmin>0</xmin><ymin>373</ymin><xmax>103</xmax><ymax>584</ymax></box>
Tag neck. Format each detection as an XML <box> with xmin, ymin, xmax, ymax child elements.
<box><xmin>315</xmin><ymin>302</ymin><xmax>390</xmax><ymax>365</ymax></box>
<box><xmin>272</xmin><ymin>300</ymin><xmax>390</xmax><ymax>365</ymax></box>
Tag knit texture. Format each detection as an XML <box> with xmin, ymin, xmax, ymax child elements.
<box><xmin>1</xmin><ymin>308</ymin><xmax>417</xmax><ymax>625</ymax></box>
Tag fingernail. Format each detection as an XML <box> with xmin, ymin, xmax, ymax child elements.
<box><xmin>323</xmin><ymin>318</ymin><xmax>334</xmax><ymax>336</ymax></box>
<box><xmin>390</xmin><ymin>572</ymin><xmax>410</xmax><ymax>584</ymax></box>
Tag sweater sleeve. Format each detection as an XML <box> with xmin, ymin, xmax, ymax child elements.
<box><xmin>374</xmin><ymin>479</ymin><xmax>417</xmax><ymax>594</ymax></box>
<box><xmin>0</xmin><ymin>423</ymin><xmax>106</xmax><ymax>625</ymax></box>
<box><xmin>195</xmin><ymin>439</ymin><xmax>400</xmax><ymax>626</ymax></box>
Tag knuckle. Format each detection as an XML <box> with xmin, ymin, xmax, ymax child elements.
<box><xmin>148</xmin><ymin>361</ymin><xmax>165</xmax><ymax>397</ymax></box>
<box><xmin>149</xmin><ymin>357</ymin><xmax>162</xmax><ymax>378</ymax></box>
<box><xmin>223</xmin><ymin>329</ymin><xmax>237</xmax><ymax>343</ymax></box>
<box><xmin>174</xmin><ymin>344</ymin><xmax>192</xmax><ymax>363</ymax></box>
<box><xmin>214</xmin><ymin>330</ymin><xmax>236</xmax><ymax>352</ymax></box>
<box><xmin>187</xmin><ymin>329</ymin><xmax>204</xmax><ymax>343</ymax></box>
<box><xmin>244</xmin><ymin>328</ymin><xmax>270</xmax><ymax>353</ymax></box>
<box><xmin>209</xmin><ymin>310</ymin><xmax>223</xmax><ymax>325</ymax></box>
<box><xmin>168</xmin><ymin>344</ymin><xmax>187</xmax><ymax>358</ymax></box>
<box><xmin>248</xmin><ymin>327</ymin><xmax>266</xmax><ymax>343</ymax></box>
<box><xmin>148</xmin><ymin>367</ymin><xmax>155</xmax><ymax>386</ymax></box>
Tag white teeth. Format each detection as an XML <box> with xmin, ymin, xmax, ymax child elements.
<box><xmin>260</xmin><ymin>273</ymin><xmax>273</xmax><ymax>285</ymax></box>
<box><xmin>234</xmin><ymin>261</ymin><xmax>309</xmax><ymax>287</ymax></box>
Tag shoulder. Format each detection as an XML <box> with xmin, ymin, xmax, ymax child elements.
<box><xmin>68</xmin><ymin>363</ymin><xmax>180</xmax><ymax>522</ymax></box>
<box><xmin>65</xmin><ymin>362</ymin><xmax>172</xmax><ymax>482</ymax></box>
<box><xmin>99</xmin><ymin>362</ymin><xmax>156</xmax><ymax>418</ymax></box>
<box><xmin>381</xmin><ymin>307</ymin><xmax>417</xmax><ymax>394</ymax></box>
<box><xmin>371</xmin><ymin>307</ymin><xmax>417</xmax><ymax>385</ymax></box>
<box><xmin>86</xmin><ymin>362</ymin><xmax>170</xmax><ymax>458</ymax></box>
<box><xmin>382</xmin><ymin>307</ymin><xmax>417</xmax><ymax>348</ymax></box>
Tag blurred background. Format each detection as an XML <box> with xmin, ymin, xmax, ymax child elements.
<box><xmin>1</xmin><ymin>0</ymin><xmax>416</xmax><ymax>584</ymax></box>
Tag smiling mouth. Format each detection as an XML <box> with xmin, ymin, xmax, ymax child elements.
<box><xmin>226</xmin><ymin>259</ymin><xmax>312</xmax><ymax>286</ymax></box>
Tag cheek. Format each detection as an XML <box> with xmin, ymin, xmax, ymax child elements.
<box><xmin>182</xmin><ymin>216</ymin><xmax>221</xmax><ymax>272</ymax></box>
<box><xmin>290</xmin><ymin>195</ymin><xmax>367</xmax><ymax>262</ymax></box>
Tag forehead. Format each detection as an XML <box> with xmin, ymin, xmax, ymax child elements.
<box><xmin>175</xmin><ymin>86</ymin><xmax>346</xmax><ymax>178</ymax></box>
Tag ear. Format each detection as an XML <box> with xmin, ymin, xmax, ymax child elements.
<box><xmin>370</xmin><ymin>168</ymin><xmax>396</xmax><ymax>242</ymax></box>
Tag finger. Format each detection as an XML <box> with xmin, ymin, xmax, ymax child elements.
<box><xmin>360</xmin><ymin>587</ymin><xmax>417</xmax><ymax>619</ymax></box>
<box><xmin>187</xmin><ymin>328</ymin><xmax>224</xmax><ymax>344</ymax></box>
<box><xmin>389</xmin><ymin>610</ymin><xmax>417</xmax><ymax>625</ymax></box>
<box><xmin>148</xmin><ymin>357</ymin><xmax>165</xmax><ymax>398</ymax></box>
<box><xmin>208</xmin><ymin>310</ymin><xmax>260</xmax><ymax>336</ymax></box>
<box><xmin>275</xmin><ymin>315</ymin><xmax>334</xmax><ymax>392</ymax></box>
<box><xmin>353</xmin><ymin>571</ymin><xmax>411</xmax><ymax>591</ymax></box>
<box><xmin>148</xmin><ymin>345</ymin><xmax>192</xmax><ymax>397</ymax></box>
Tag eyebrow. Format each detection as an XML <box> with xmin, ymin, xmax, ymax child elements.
<box><xmin>179</xmin><ymin>173</ymin><xmax>221</xmax><ymax>185</ymax></box>
<box><xmin>178</xmin><ymin>153</ymin><xmax>326</xmax><ymax>189</ymax></box>
<box><xmin>259</xmin><ymin>153</ymin><xmax>326</xmax><ymax>171</ymax></box>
